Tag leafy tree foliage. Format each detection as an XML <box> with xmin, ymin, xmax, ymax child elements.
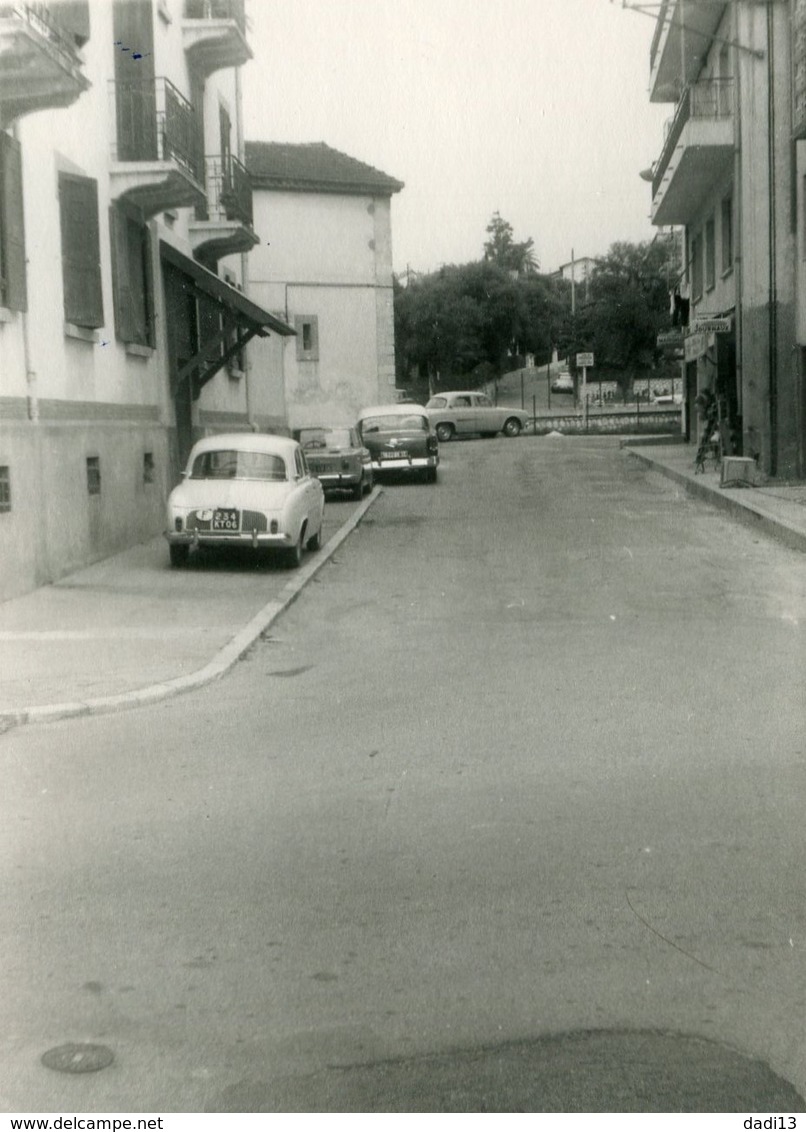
<box><xmin>483</xmin><ymin>211</ymin><xmax>538</xmax><ymax>276</ymax></box>
<box><xmin>573</xmin><ymin>238</ymin><xmax>679</xmax><ymax>383</ymax></box>
<box><xmin>395</xmin><ymin>218</ymin><xmax>681</xmax><ymax>391</ymax></box>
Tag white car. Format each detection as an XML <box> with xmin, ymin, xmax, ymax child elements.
<box><xmin>425</xmin><ymin>391</ymin><xmax>529</xmax><ymax>440</ymax></box>
<box><xmin>165</xmin><ymin>433</ymin><xmax>325</xmax><ymax>569</ymax></box>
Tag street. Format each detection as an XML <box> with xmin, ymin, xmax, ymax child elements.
<box><xmin>1</xmin><ymin>436</ymin><xmax>805</xmax><ymax>1112</ymax></box>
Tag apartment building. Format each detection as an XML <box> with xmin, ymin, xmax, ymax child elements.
<box><xmin>648</xmin><ymin>0</ymin><xmax>805</xmax><ymax>477</ymax></box>
<box><xmin>0</xmin><ymin>0</ymin><xmax>293</xmax><ymax>601</ymax></box>
<box><xmin>245</xmin><ymin>141</ymin><xmax>404</xmax><ymax>430</ymax></box>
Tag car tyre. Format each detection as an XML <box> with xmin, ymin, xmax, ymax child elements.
<box><xmin>481</xmin><ymin>431</ymin><xmax>497</xmax><ymax>438</ymax></box>
<box><xmin>306</xmin><ymin>526</ymin><xmax>321</xmax><ymax>552</ymax></box>
<box><xmin>351</xmin><ymin>481</ymin><xmax>363</xmax><ymax>501</ymax></box>
<box><xmin>169</xmin><ymin>544</ymin><xmax>189</xmax><ymax>569</ymax></box>
<box><xmin>284</xmin><ymin>531</ymin><xmax>304</xmax><ymax>568</ymax></box>
<box><xmin>425</xmin><ymin>467</ymin><xmax>438</xmax><ymax>483</ymax></box>
<box><xmin>503</xmin><ymin>417</ymin><xmax>522</xmax><ymax>437</ymax></box>
<box><xmin>435</xmin><ymin>422</ymin><xmax>454</xmax><ymax>443</ymax></box>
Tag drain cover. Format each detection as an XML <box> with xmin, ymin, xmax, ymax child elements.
<box><xmin>41</xmin><ymin>1043</ymin><xmax>114</xmax><ymax>1074</ymax></box>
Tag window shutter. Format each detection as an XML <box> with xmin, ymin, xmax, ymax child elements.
<box><xmin>110</xmin><ymin>204</ymin><xmax>135</xmax><ymax>343</ymax></box>
<box><xmin>59</xmin><ymin>173</ymin><xmax>103</xmax><ymax>328</ymax></box>
<box><xmin>0</xmin><ymin>132</ymin><xmax>27</xmax><ymax>312</ymax></box>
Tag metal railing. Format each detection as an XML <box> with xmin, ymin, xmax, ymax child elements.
<box><xmin>649</xmin><ymin>0</ymin><xmax>671</xmax><ymax>76</ymax></box>
<box><xmin>0</xmin><ymin>2</ymin><xmax>84</xmax><ymax>62</ymax></box>
<box><xmin>652</xmin><ymin>77</ymin><xmax>733</xmax><ymax>198</ymax></box>
<box><xmin>196</xmin><ymin>153</ymin><xmax>253</xmax><ymax>227</ymax></box>
<box><xmin>183</xmin><ymin>0</ymin><xmax>245</xmax><ymax>34</ymax></box>
<box><xmin>112</xmin><ymin>77</ymin><xmax>203</xmax><ymax>183</ymax></box>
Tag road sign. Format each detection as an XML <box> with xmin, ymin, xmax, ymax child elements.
<box><xmin>576</xmin><ymin>352</ymin><xmax>594</xmax><ymax>367</ymax></box>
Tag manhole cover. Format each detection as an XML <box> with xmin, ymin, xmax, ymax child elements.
<box><xmin>41</xmin><ymin>1043</ymin><xmax>114</xmax><ymax>1074</ymax></box>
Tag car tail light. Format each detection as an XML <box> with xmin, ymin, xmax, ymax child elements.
<box><xmin>174</xmin><ymin>517</ymin><xmax>183</xmax><ymax>532</ymax></box>
<box><xmin>427</xmin><ymin>436</ymin><xmax>438</xmax><ymax>453</ymax></box>
<box><xmin>270</xmin><ymin>519</ymin><xmax>279</xmax><ymax>534</ymax></box>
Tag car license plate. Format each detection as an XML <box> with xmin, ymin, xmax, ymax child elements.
<box><xmin>381</xmin><ymin>450</ymin><xmax>409</xmax><ymax>459</ymax></box>
<box><xmin>212</xmin><ymin>508</ymin><xmax>239</xmax><ymax>531</ymax></box>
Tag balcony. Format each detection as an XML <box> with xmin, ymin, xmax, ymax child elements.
<box><xmin>651</xmin><ymin>78</ymin><xmax>733</xmax><ymax>227</ymax></box>
<box><xmin>650</xmin><ymin>0</ymin><xmax>728</xmax><ymax>103</ymax></box>
<box><xmin>0</xmin><ymin>3</ymin><xmax>90</xmax><ymax>125</ymax></box>
<box><xmin>189</xmin><ymin>154</ymin><xmax>258</xmax><ymax>263</ymax></box>
<box><xmin>182</xmin><ymin>0</ymin><xmax>251</xmax><ymax>79</ymax></box>
<box><xmin>109</xmin><ymin>77</ymin><xmax>205</xmax><ymax>217</ymax></box>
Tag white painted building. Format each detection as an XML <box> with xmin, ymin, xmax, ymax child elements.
<box><xmin>245</xmin><ymin>141</ymin><xmax>404</xmax><ymax>430</ymax></box>
<box><xmin>0</xmin><ymin>0</ymin><xmax>293</xmax><ymax>600</ymax></box>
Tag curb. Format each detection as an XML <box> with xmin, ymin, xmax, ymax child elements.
<box><xmin>625</xmin><ymin>449</ymin><xmax>806</xmax><ymax>555</ymax></box>
<box><xmin>0</xmin><ymin>487</ymin><xmax>383</xmax><ymax>729</ymax></box>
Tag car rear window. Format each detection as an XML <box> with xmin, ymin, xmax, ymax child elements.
<box><xmin>299</xmin><ymin>428</ymin><xmax>353</xmax><ymax>449</ymax></box>
<box><xmin>361</xmin><ymin>414</ymin><xmax>428</xmax><ymax>433</ymax></box>
<box><xmin>427</xmin><ymin>397</ymin><xmax>447</xmax><ymax>408</ymax></box>
<box><xmin>190</xmin><ymin>450</ymin><xmax>287</xmax><ymax>481</ymax></box>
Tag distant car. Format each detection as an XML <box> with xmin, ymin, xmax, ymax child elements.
<box><xmin>165</xmin><ymin>433</ymin><xmax>325</xmax><ymax>569</ymax></box>
<box><xmin>425</xmin><ymin>391</ymin><xmax>529</xmax><ymax>440</ymax></box>
<box><xmin>550</xmin><ymin>372</ymin><xmax>574</xmax><ymax>393</ymax></box>
<box><xmin>294</xmin><ymin>425</ymin><xmax>373</xmax><ymax>500</ymax></box>
<box><xmin>652</xmin><ymin>394</ymin><xmax>682</xmax><ymax>405</ymax></box>
<box><xmin>357</xmin><ymin>404</ymin><xmax>439</xmax><ymax>482</ymax></box>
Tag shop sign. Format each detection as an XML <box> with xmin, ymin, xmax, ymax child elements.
<box><xmin>657</xmin><ymin>329</ymin><xmax>685</xmax><ymax>351</ymax></box>
<box><xmin>693</xmin><ymin>316</ymin><xmax>732</xmax><ymax>334</ymax></box>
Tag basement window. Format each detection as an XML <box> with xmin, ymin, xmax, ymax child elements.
<box><xmin>86</xmin><ymin>456</ymin><xmax>101</xmax><ymax>496</ymax></box>
<box><xmin>143</xmin><ymin>452</ymin><xmax>155</xmax><ymax>485</ymax></box>
<box><xmin>0</xmin><ymin>465</ymin><xmax>10</xmax><ymax>512</ymax></box>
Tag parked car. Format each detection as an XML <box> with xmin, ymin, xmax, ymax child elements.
<box><xmin>165</xmin><ymin>433</ymin><xmax>325</xmax><ymax>569</ymax></box>
<box><xmin>294</xmin><ymin>425</ymin><xmax>373</xmax><ymax>500</ymax></box>
<box><xmin>550</xmin><ymin>372</ymin><xmax>574</xmax><ymax>393</ymax></box>
<box><xmin>356</xmin><ymin>404</ymin><xmax>439</xmax><ymax>482</ymax></box>
<box><xmin>425</xmin><ymin>391</ymin><xmax>529</xmax><ymax>440</ymax></box>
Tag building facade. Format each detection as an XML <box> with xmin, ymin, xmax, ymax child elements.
<box><xmin>648</xmin><ymin>0</ymin><xmax>805</xmax><ymax>477</ymax></box>
<box><xmin>0</xmin><ymin>0</ymin><xmax>294</xmax><ymax>601</ymax></box>
<box><xmin>245</xmin><ymin>141</ymin><xmax>404</xmax><ymax>430</ymax></box>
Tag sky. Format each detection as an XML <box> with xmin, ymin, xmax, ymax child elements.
<box><xmin>241</xmin><ymin>0</ymin><xmax>671</xmax><ymax>276</ymax></box>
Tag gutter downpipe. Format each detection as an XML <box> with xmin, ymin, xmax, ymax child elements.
<box><xmin>767</xmin><ymin>0</ymin><xmax>778</xmax><ymax>477</ymax></box>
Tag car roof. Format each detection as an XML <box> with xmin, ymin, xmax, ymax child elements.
<box><xmin>188</xmin><ymin>432</ymin><xmax>300</xmax><ymax>458</ymax></box>
<box><xmin>432</xmin><ymin>391</ymin><xmax>484</xmax><ymax>398</ymax></box>
<box><xmin>358</xmin><ymin>403</ymin><xmax>428</xmax><ymax>418</ymax></box>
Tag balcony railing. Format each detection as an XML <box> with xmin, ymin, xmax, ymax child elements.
<box><xmin>112</xmin><ymin>77</ymin><xmax>203</xmax><ymax>184</ymax></box>
<box><xmin>652</xmin><ymin>77</ymin><xmax>733</xmax><ymax>198</ymax></box>
<box><xmin>183</xmin><ymin>0</ymin><xmax>245</xmax><ymax>34</ymax></box>
<box><xmin>649</xmin><ymin>0</ymin><xmax>671</xmax><ymax>76</ymax></box>
<box><xmin>197</xmin><ymin>153</ymin><xmax>253</xmax><ymax>227</ymax></box>
<box><xmin>0</xmin><ymin>2</ymin><xmax>85</xmax><ymax>60</ymax></box>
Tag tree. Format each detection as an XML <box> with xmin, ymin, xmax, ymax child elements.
<box><xmin>573</xmin><ymin>237</ymin><xmax>679</xmax><ymax>386</ymax></box>
<box><xmin>483</xmin><ymin>212</ymin><xmax>538</xmax><ymax>276</ymax></box>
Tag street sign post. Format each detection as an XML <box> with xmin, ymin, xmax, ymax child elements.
<box><xmin>576</xmin><ymin>353</ymin><xmax>594</xmax><ymax>428</ymax></box>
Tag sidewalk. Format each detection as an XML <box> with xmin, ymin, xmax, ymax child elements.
<box><xmin>623</xmin><ymin>439</ymin><xmax>806</xmax><ymax>555</ymax></box>
<box><xmin>2</xmin><ymin>442</ymin><xmax>805</xmax><ymax>729</ymax></box>
<box><xmin>0</xmin><ymin>490</ymin><xmax>381</xmax><ymax>728</ymax></box>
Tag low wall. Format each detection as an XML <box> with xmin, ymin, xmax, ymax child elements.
<box><xmin>526</xmin><ymin>409</ymin><xmax>682</xmax><ymax>436</ymax></box>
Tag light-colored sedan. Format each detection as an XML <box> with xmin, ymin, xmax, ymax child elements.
<box><xmin>426</xmin><ymin>391</ymin><xmax>529</xmax><ymax>441</ymax></box>
<box><xmin>165</xmin><ymin>433</ymin><xmax>325</xmax><ymax>569</ymax></box>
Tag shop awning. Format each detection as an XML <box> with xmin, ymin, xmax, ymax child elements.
<box><xmin>160</xmin><ymin>240</ymin><xmax>295</xmax><ymax>396</ymax></box>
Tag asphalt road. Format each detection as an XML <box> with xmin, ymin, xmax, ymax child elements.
<box><xmin>1</xmin><ymin>436</ymin><xmax>805</xmax><ymax>1112</ymax></box>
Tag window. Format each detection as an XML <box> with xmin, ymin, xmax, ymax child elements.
<box><xmin>143</xmin><ymin>452</ymin><xmax>155</xmax><ymax>484</ymax></box>
<box><xmin>690</xmin><ymin>232</ymin><xmax>703</xmax><ymax>301</ymax></box>
<box><xmin>0</xmin><ymin>465</ymin><xmax>10</xmax><ymax>512</ymax></box>
<box><xmin>295</xmin><ymin>315</ymin><xmax>319</xmax><ymax>361</ymax></box>
<box><xmin>59</xmin><ymin>173</ymin><xmax>103</xmax><ymax>329</ymax></box>
<box><xmin>86</xmin><ymin>457</ymin><xmax>101</xmax><ymax>496</ymax></box>
<box><xmin>110</xmin><ymin>203</ymin><xmax>154</xmax><ymax>346</ymax></box>
<box><xmin>705</xmin><ymin>217</ymin><xmax>716</xmax><ymax>290</ymax></box>
<box><xmin>721</xmin><ymin>196</ymin><xmax>733</xmax><ymax>272</ymax></box>
<box><xmin>0</xmin><ymin>132</ymin><xmax>26</xmax><ymax>312</ymax></box>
